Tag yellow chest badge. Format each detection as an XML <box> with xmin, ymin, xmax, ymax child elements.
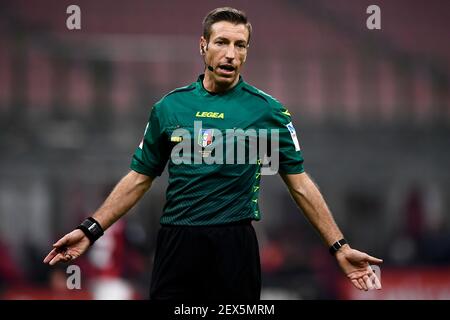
<box><xmin>195</xmin><ymin>111</ymin><xmax>224</xmax><ymax>119</ymax></box>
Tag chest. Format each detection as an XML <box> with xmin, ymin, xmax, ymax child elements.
<box><xmin>163</xmin><ymin>95</ymin><xmax>267</xmax><ymax>130</ymax></box>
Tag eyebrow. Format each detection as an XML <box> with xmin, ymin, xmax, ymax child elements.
<box><xmin>214</xmin><ymin>37</ymin><xmax>228</xmax><ymax>42</ymax></box>
<box><xmin>214</xmin><ymin>37</ymin><xmax>247</xmax><ymax>45</ymax></box>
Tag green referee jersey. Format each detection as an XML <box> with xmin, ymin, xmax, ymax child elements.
<box><xmin>131</xmin><ymin>74</ymin><xmax>304</xmax><ymax>225</ymax></box>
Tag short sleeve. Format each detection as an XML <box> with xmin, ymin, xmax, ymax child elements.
<box><xmin>269</xmin><ymin>104</ymin><xmax>305</xmax><ymax>174</ymax></box>
<box><xmin>130</xmin><ymin>105</ymin><xmax>169</xmax><ymax>177</ymax></box>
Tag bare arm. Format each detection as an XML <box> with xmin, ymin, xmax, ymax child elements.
<box><xmin>43</xmin><ymin>170</ymin><xmax>153</xmax><ymax>265</ymax></box>
<box><xmin>91</xmin><ymin>170</ymin><xmax>154</xmax><ymax>230</ymax></box>
<box><xmin>280</xmin><ymin>171</ymin><xmax>342</xmax><ymax>247</ymax></box>
<box><xmin>281</xmin><ymin>171</ymin><xmax>383</xmax><ymax>291</ymax></box>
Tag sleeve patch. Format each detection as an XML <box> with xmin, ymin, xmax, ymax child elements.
<box><xmin>139</xmin><ymin>122</ymin><xmax>149</xmax><ymax>149</ymax></box>
<box><xmin>286</xmin><ymin>122</ymin><xmax>301</xmax><ymax>151</ymax></box>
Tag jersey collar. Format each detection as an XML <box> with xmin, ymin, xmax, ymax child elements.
<box><xmin>197</xmin><ymin>74</ymin><xmax>244</xmax><ymax>96</ymax></box>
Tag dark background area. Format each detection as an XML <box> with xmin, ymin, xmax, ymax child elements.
<box><xmin>0</xmin><ymin>0</ymin><xmax>449</xmax><ymax>299</ymax></box>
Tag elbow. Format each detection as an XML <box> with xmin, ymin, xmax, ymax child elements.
<box><xmin>129</xmin><ymin>170</ymin><xmax>153</xmax><ymax>191</ymax></box>
<box><xmin>289</xmin><ymin>184</ymin><xmax>307</xmax><ymax>200</ymax></box>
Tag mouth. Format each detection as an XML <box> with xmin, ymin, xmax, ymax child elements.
<box><xmin>217</xmin><ymin>64</ymin><xmax>236</xmax><ymax>75</ymax></box>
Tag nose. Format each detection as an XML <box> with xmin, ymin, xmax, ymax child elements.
<box><xmin>225</xmin><ymin>44</ymin><xmax>235</xmax><ymax>60</ymax></box>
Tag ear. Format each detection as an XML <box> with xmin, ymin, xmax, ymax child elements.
<box><xmin>242</xmin><ymin>49</ymin><xmax>248</xmax><ymax>63</ymax></box>
<box><xmin>199</xmin><ymin>37</ymin><xmax>207</xmax><ymax>55</ymax></box>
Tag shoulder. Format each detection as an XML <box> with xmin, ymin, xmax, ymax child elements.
<box><xmin>164</xmin><ymin>82</ymin><xmax>197</xmax><ymax>99</ymax></box>
<box><xmin>154</xmin><ymin>82</ymin><xmax>196</xmax><ymax>110</ymax></box>
<box><xmin>241</xmin><ymin>82</ymin><xmax>289</xmax><ymax>116</ymax></box>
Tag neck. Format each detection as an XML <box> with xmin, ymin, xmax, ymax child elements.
<box><xmin>203</xmin><ymin>71</ymin><xmax>240</xmax><ymax>93</ymax></box>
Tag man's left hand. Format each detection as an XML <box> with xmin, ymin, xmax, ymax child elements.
<box><xmin>335</xmin><ymin>245</ymin><xmax>383</xmax><ymax>291</ymax></box>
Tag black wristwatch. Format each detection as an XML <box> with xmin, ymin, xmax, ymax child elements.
<box><xmin>329</xmin><ymin>238</ymin><xmax>348</xmax><ymax>256</ymax></box>
<box><xmin>76</xmin><ymin>217</ymin><xmax>104</xmax><ymax>245</ymax></box>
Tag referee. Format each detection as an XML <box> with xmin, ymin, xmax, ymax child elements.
<box><xmin>44</xmin><ymin>7</ymin><xmax>382</xmax><ymax>300</ymax></box>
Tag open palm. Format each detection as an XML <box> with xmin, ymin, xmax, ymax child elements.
<box><xmin>336</xmin><ymin>246</ymin><xmax>383</xmax><ymax>291</ymax></box>
<box><xmin>43</xmin><ymin>229</ymin><xmax>90</xmax><ymax>266</ymax></box>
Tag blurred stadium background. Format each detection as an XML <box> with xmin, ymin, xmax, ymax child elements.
<box><xmin>1</xmin><ymin>0</ymin><xmax>450</xmax><ymax>299</ymax></box>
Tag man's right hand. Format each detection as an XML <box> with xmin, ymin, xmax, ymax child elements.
<box><xmin>43</xmin><ymin>229</ymin><xmax>90</xmax><ymax>266</ymax></box>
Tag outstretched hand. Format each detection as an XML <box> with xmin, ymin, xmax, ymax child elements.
<box><xmin>336</xmin><ymin>245</ymin><xmax>383</xmax><ymax>291</ymax></box>
<box><xmin>43</xmin><ymin>229</ymin><xmax>90</xmax><ymax>266</ymax></box>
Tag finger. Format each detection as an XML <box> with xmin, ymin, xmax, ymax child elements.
<box><xmin>53</xmin><ymin>235</ymin><xmax>70</xmax><ymax>248</ymax></box>
<box><xmin>64</xmin><ymin>252</ymin><xmax>74</xmax><ymax>261</ymax></box>
<box><xmin>364</xmin><ymin>275</ymin><xmax>374</xmax><ymax>290</ymax></box>
<box><xmin>49</xmin><ymin>253</ymin><xmax>63</xmax><ymax>266</ymax></box>
<box><xmin>43</xmin><ymin>248</ymin><xmax>58</xmax><ymax>263</ymax></box>
<box><xmin>351</xmin><ymin>279</ymin><xmax>363</xmax><ymax>290</ymax></box>
<box><xmin>365</xmin><ymin>254</ymin><xmax>383</xmax><ymax>265</ymax></box>
<box><xmin>49</xmin><ymin>252</ymin><xmax>70</xmax><ymax>266</ymax></box>
<box><xmin>358</xmin><ymin>278</ymin><xmax>368</xmax><ymax>291</ymax></box>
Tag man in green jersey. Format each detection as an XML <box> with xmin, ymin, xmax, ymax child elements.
<box><xmin>44</xmin><ymin>7</ymin><xmax>382</xmax><ymax>299</ymax></box>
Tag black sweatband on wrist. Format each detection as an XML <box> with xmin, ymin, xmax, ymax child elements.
<box><xmin>329</xmin><ymin>238</ymin><xmax>348</xmax><ymax>256</ymax></box>
<box><xmin>76</xmin><ymin>217</ymin><xmax>104</xmax><ymax>245</ymax></box>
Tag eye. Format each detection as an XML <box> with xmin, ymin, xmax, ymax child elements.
<box><xmin>216</xmin><ymin>41</ymin><xmax>224</xmax><ymax>45</ymax></box>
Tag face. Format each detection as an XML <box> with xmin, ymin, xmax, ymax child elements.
<box><xmin>200</xmin><ymin>21</ymin><xmax>249</xmax><ymax>87</ymax></box>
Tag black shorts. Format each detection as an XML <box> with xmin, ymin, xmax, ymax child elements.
<box><xmin>149</xmin><ymin>219</ymin><xmax>261</xmax><ymax>301</ymax></box>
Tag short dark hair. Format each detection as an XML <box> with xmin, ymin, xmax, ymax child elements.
<box><xmin>202</xmin><ymin>7</ymin><xmax>252</xmax><ymax>44</ymax></box>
